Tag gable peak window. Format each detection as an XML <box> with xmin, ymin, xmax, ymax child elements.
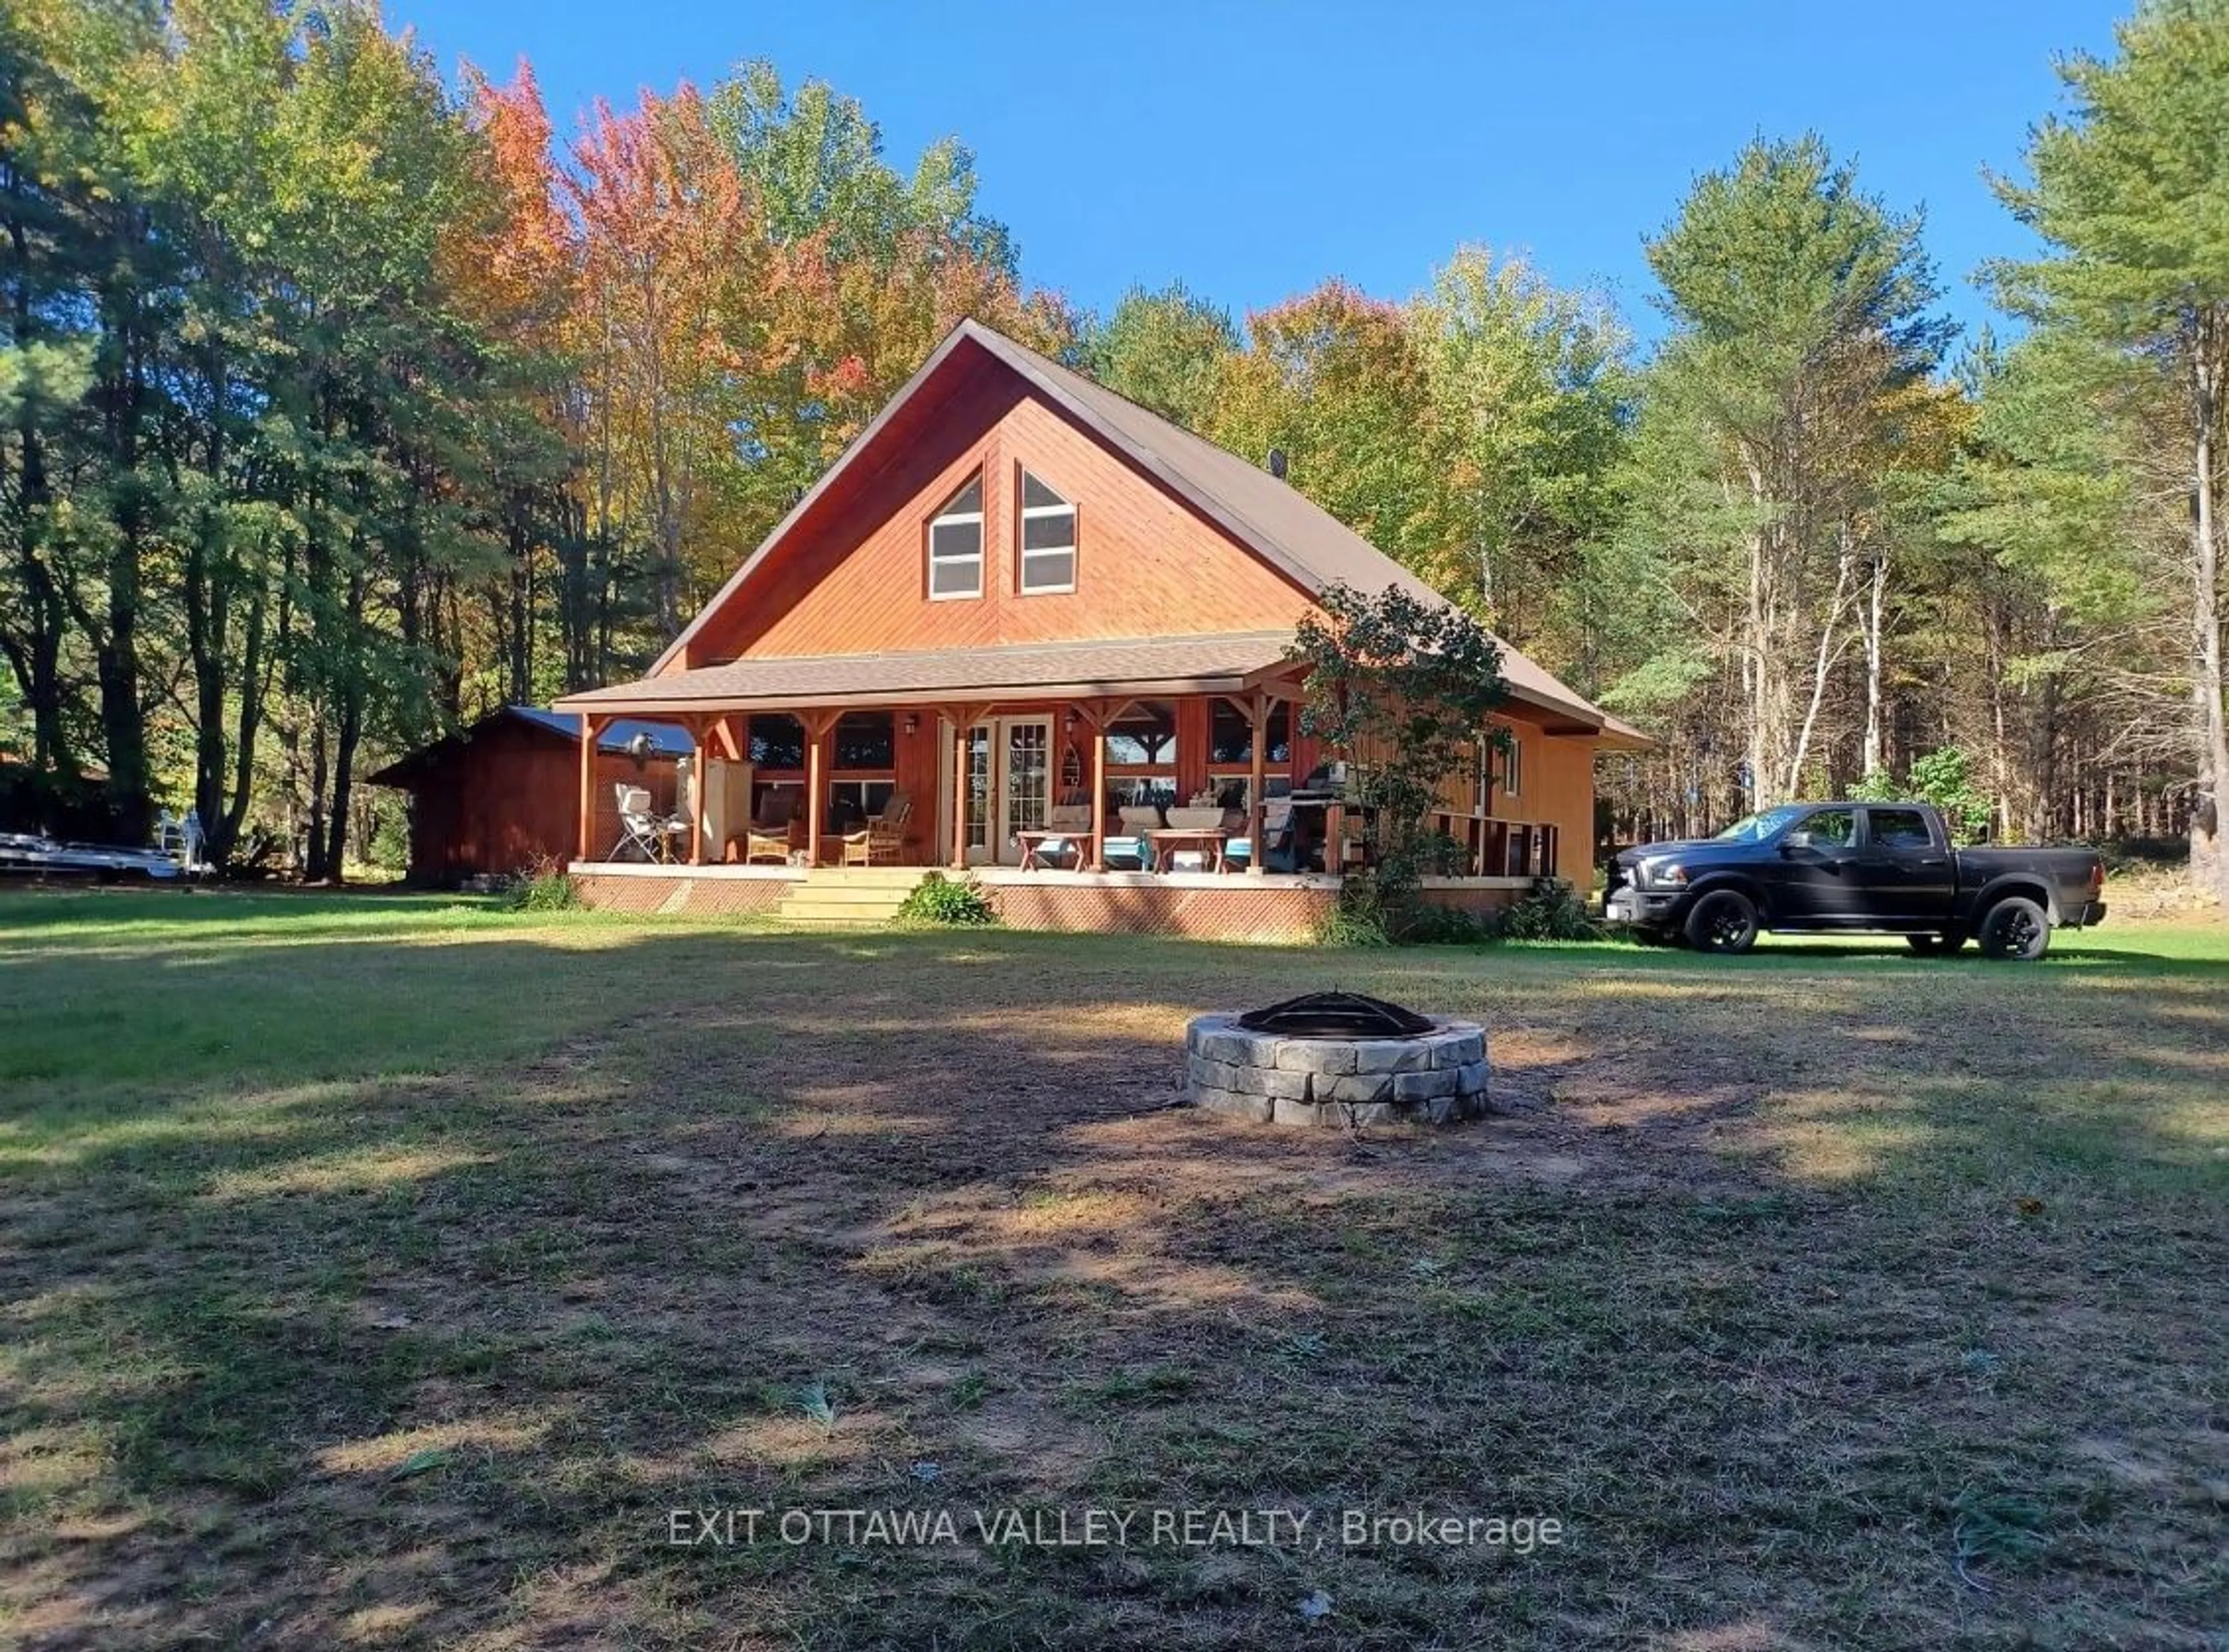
<box><xmin>1018</xmin><ymin>469</ymin><xmax>1076</xmax><ymax>594</ymax></box>
<box><xmin>928</xmin><ymin>474</ymin><xmax>984</xmax><ymax>600</ymax></box>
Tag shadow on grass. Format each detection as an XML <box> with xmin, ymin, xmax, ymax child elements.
<box><xmin>2</xmin><ymin>890</ymin><xmax>2224</xmax><ymax>1647</ymax></box>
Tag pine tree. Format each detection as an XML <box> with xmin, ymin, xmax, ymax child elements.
<box><xmin>1991</xmin><ymin>0</ymin><xmax>2229</xmax><ymax>906</ymax></box>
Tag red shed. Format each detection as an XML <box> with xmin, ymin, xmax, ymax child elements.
<box><xmin>370</xmin><ymin>708</ymin><xmax>693</xmax><ymax>885</ymax></box>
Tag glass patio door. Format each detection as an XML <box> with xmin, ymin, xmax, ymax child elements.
<box><xmin>997</xmin><ymin>718</ymin><xmax>1051</xmax><ymax>864</ymax></box>
<box><xmin>953</xmin><ymin>716</ymin><xmax>1052</xmax><ymax>866</ymax></box>
<box><xmin>963</xmin><ymin>724</ymin><xmax>993</xmax><ymax>863</ymax></box>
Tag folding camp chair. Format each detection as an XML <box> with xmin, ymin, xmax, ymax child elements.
<box><xmin>610</xmin><ymin>784</ymin><xmax>680</xmax><ymax>863</ymax></box>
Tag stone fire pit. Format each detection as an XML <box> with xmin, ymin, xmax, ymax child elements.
<box><xmin>1185</xmin><ymin>991</ymin><xmax>1489</xmax><ymax>1127</ymax></box>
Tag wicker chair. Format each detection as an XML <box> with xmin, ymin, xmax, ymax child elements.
<box><xmin>737</xmin><ymin>788</ymin><xmax>798</xmax><ymax>865</ymax></box>
<box><xmin>839</xmin><ymin>791</ymin><xmax>912</xmax><ymax>867</ymax></box>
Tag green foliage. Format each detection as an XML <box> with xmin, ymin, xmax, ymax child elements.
<box><xmin>1989</xmin><ymin>0</ymin><xmax>2229</xmax><ymax>345</ymax></box>
<box><xmin>1850</xmin><ymin>746</ymin><xmax>1993</xmax><ymax>843</ymax></box>
<box><xmin>1624</xmin><ymin>134</ymin><xmax>1954</xmax><ymax>807</ymax></box>
<box><xmin>892</xmin><ymin>871</ymin><xmax>997</xmax><ymax>928</ymax></box>
<box><xmin>1290</xmin><ymin>582</ymin><xmax>1508</xmax><ymax>935</ymax></box>
<box><xmin>708</xmin><ymin>60</ymin><xmax>1015</xmax><ymax>272</ymax></box>
<box><xmin>1412</xmin><ymin>248</ymin><xmax>1633</xmax><ymax>639</ymax></box>
<box><xmin>1314</xmin><ymin>878</ymin><xmax>1394</xmax><ymax>948</ymax></box>
<box><xmin>1645</xmin><ymin>132</ymin><xmax>1950</xmax><ymax>394</ymax></box>
<box><xmin>364</xmin><ymin>795</ymin><xmax>412</xmax><ymax>874</ymax></box>
<box><xmin>1397</xmin><ymin>898</ymin><xmax>1497</xmax><ymax>946</ymax></box>
<box><xmin>1208</xmin><ymin>282</ymin><xmax>1447</xmax><ymax>575</ymax></box>
<box><xmin>1988</xmin><ymin>0</ymin><xmax>2229</xmax><ymax>906</ymax></box>
<box><xmin>1086</xmin><ymin>282</ymin><xmax>1240</xmax><ymax>429</ymax></box>
<box><xmin>1496</xmin><ymin>878</ymin><xmax>1604</xmax><ymax>942</ymax></box>
<box><xmin>1934</xmin><ymin>331</ymin><xmax>2157</xmax><ymax>626</ymax></box>
<box><xmin>503</xmin><ymin>859</ymin><xmax>580</xmax><ymax>911</ymax></box>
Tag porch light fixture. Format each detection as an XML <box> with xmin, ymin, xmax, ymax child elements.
<box><xmin>903</xmin><ymin>713</ymin><xmax>920</xmax><ymax>734</ymax></box>
<box><xmin>1063</xmin><ymin>709</ymin><xmax>1078</xmax><ymax>733</ymax></box>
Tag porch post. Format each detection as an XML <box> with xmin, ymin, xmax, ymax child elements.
<box><xmin>1086</xmin><ymin>701</ymin><xmax>1108</xmax><ymax>871</ymax></box>
<box><xmin>575</xmin><ymin>712</ymin><xmax>604</xmax><ymax>863</ymax></box>
<box><xmin>802</xmin><ymin>710</ymin><xmax>839</xmax><ymax>868</ymax></box>
<box><xmin>1247</xmin><ymin>690</ymin><xmax>1268</xmax><ymax>877</ymax></box>
<box><xmin>687</xmin><ymin>717</ymin><xmax>708</xmax><ymax>865</ymax></box>
<box><xmin>948</xmin><ymin>709</ymin><xmax>969</xmax><ymax>870</ymax></box>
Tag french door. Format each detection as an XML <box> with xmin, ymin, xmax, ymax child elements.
<box><xmin>998</xmin><ymin>719</ymin><xmax>1052</xmax><ymax>862</ymax></box>
<box><xmin>955</xmin><ymin>716</ymin><xmax>1051</xmax><ymax>865</ymax></box>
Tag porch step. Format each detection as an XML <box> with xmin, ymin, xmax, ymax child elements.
<box><xmin>774</xmin><ymin>866</ymin><xmax>929</xmax><ymax>929</ymax></box>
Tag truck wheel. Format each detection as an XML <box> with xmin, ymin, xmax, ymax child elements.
<box><xmin>1976</xmin><ymin>897</ymin><xmax>2050</xmax><ymax>962</ymax></box>
<box><xmin>1683</xmin><ymin>889</ymin><xmax>1758</xmax><ymax>955</ymax></box>
<box><xmin>1906</xmin><ymin>933</ymin><xmax>1965</xmax><ymax>955</ymax></box>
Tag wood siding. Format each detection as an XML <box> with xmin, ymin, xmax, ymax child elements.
<box><xmin>391</xmin><ymin>722</ymin><xmax>680</xmax><ymax>883</ymax></box>
<box><xmin>683</xmin><ymin>362</ymin><xmax>1315</xmax><ymax>663</ymax></box>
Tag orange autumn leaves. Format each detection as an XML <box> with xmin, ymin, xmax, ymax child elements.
<box><xmin>445</xmin><ymin>63</ymin><xmax>1076</xmax><ymax>619</ymax></box>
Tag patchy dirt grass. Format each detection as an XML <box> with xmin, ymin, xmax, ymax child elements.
<box><xmin>1</xmin><ymin>888</ymin><xmax>2225</xmax><ymax>1650</ymax></box>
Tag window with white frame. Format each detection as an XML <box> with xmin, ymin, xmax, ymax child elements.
<box><xmin>1500</xmin><ymin>729</ymin><xmax>1523</xmax><ymax>798</ymax></box>
<box><xmin>928</xmin><ymin>474</ymin><xmax>984</xmax><ymax>598</ymax></box>
<box><xmin>1018</xmin><ymin>470</ymin><xmax>1076</xmax><ymax>594</ymax></box>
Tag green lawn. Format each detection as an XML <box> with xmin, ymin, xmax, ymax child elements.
<box><xmin>2</xmin><ymin>888</ymin><xmax>2224</xmax><ymax>1649</ymax></box>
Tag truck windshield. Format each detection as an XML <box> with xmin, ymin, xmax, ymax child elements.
<box><xmin>1713</xmin><ymin>805</ymin><xmax>1809</xmax><ymax>843</ymax></box>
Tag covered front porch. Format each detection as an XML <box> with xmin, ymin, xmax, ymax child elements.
<box><xmin>571</xmin><ymin>691</ymin><xmax>1316</xmax><ymax>877</ymax></box>
<box><xmin>557</xmin><ymin>632</ymin><xmax>1307</xmax><ymax>877</ymax></box>
<box><xmin>557</xmin><ymin>632</ymin><xmax>1581</xmax><ymax>886</ymax></box>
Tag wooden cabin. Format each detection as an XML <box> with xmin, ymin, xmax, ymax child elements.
<box><xmin>552</xmin><ymin>322</ymin><xmax>1646</xmax><ymax>937</ymax></box>
<box><xmin>370</xmin><ymin>708</ymin><xmax>691</xmax><ymax>885</ymax></box>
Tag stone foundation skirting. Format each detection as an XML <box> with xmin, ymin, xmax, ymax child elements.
<box><xmin>1184</xmin><ymin>1012</ymin><xmax>1491</xmax><ymax>1127</ymax></box>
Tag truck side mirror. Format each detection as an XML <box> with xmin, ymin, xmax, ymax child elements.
<box><xmin>1780</xmin><ymin>829</ymin><xmax>1815</xmax><ymax>854</ymax></box>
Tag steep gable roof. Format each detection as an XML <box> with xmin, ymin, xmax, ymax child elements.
<box><xmin>651</xmin><ymin>320</ymin><xmax>1640</xmax><ymax>738</ymax></box>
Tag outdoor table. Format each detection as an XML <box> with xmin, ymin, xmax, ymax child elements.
<box><xmin>1145</xmin><ymin>828</ymin><xmax>1227</xmax><ymax>874</ymax></box>
<box><xmin>1016</xmin><ymin>829</ymin><xmax>1097</xmax><ymax>871</ymax></box>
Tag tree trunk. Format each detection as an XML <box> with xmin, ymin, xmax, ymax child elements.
<box><xmin>93</xmin><ymin>301</ymin><xmax>152</xmax><ymax>842</ymax></box>
<box><xmin>1862</xmin><ymin>541</ymin><xmax>1888</xmax><ymax>778</ymax></box>
<box><xmin>324</xmin><ymin>686</ymin><xmax>362</xmax><ymax>883</ymax></box>
<box><xmin>2</xmin><ymin>175</ymin><xmax>77</xmax><ymax>793</ymax></box>
<box><xmin>304</xmin><ymin>720</ymin><xmax>329</xmax><ymax>881</ymax></box>
<box><xmin>2190</xmin><ymin>316</ymin><xmax>2229</xmax><ymax>908</ymax></box>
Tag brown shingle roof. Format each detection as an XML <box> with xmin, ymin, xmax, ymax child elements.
<box><xmin>560</xmin><ymin>632</ymin><xmax>1299</xmax><ymax>713</ymax></box>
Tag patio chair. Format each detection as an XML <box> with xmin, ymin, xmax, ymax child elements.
<box><xmin>736</xmin><ymin>788</ymin><xmax>798</xmax><ymax>865</ymax></box>
<box><xmin>1103</xmin><ymin>803</ymin><xmax>1162</xmax><ymax>872</ymax></box>
<box><xmin>1224</xmin><ymin>799</ymin><xmax>1298</xmax><ymax>874</ymax></box>
<box><xmin>611</xmin><ymin>783</ymin><xmax>680</xmax><ymax>863</ymax></box>
<box><xmin>839</xmin><ymin>791</ymin><xmax>912</xmax><ymax>867</ymax></box>
<box><xmin>1022</xmin><ymin>799</ymin><xmax>1094</xmax><ymax>870</ymax></box>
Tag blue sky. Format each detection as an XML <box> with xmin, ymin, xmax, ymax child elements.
<box><xmin>387</xmin><ymin>0</ymin><xmax>2123</xmax><ymax>347</ymax></box>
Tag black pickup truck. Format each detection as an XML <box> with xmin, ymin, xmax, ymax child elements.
<box><xmin>1603</xmin><ymin>802</ymin><xmax>2107</xmax><ymax>960</ymax></box>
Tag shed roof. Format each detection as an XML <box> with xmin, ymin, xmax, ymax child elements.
<box><xmin>367</xmin><ymin>706</ymin><xmax>693</xmax><ymax>788</ymax></box>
